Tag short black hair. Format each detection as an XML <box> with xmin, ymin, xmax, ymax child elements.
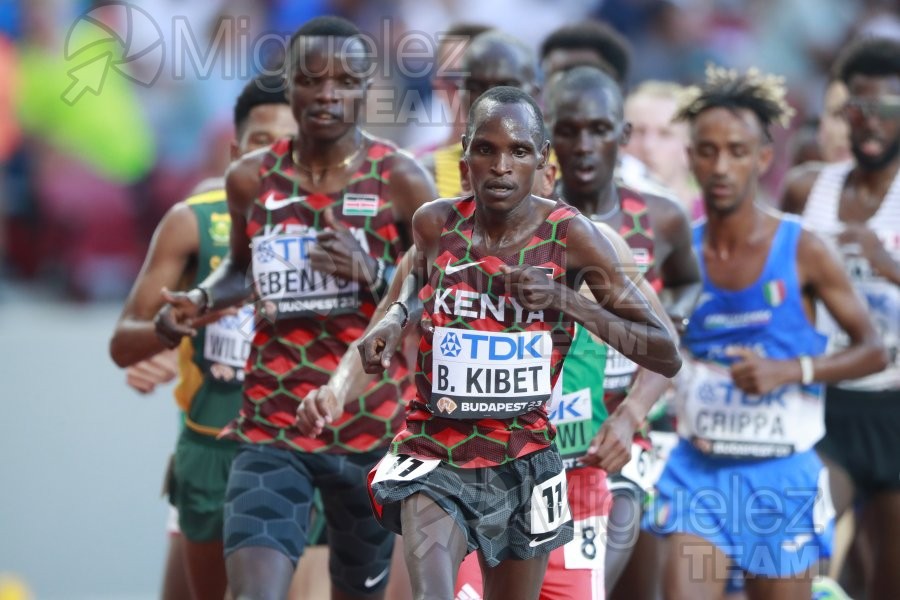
<box><xmin>441</xmin><ymin>22</ymin><xmax>493</xmax><ymax>45</ymax></box>
<box><xmin>287</xmin><ymin>15</ymin><xmax>372</xmax><ymax>73</ymax></box>
<box><xmin>234</xmin><ymin>74</ymin><xmax>289</xmax><ymax>135</ymax></box>
<box><xmin>545</xmin><ymin>66</ymin><xmax>623</xmax><ymax>122</ymax></box>
<box><xmin>462</xmin><ymin>31</ymin><xmax>539</xmax><ymax>86</ymax></box>
<box><xmin>834</xmin><ymin>36</ymin><xmax>900</xmax><ymax>84</ymax></box>
<box><xmin>675</xmin><ymin>66</ymin><xmax>794</xmax><ymax>142</ymax></box>
<box><xmin>289</xmin><ymin>15</ymin><xmax>361</xmax><ymax>45</ymax></box>
<box><xmin>540</xmin><ymin>21</ymin><xmax>632</xmax><ymax>83</ymax></box>
<box><xmin>465</xmin><ymin>86</ymin><xmax>546</xmax><ymax>148</ymax></box>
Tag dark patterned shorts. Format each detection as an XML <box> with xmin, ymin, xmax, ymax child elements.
<box><xmin>369</xmin><ymin>446</ymin><xmax>574</xmax><ymax>567</ymax></box>
<box><xmin>224</xmin><ymin>444</ymin><xmax>394</xmax><ymax>594</ymax></box>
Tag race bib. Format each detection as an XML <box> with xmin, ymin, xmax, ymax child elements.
<box><xmin>563</xmin><ymin>514</ymin><xmax>607</xmax><ymax>571</ymax></box>
<box><xmin>550</xmin><ymin>387</ymin><xmax>595</xmax><ymax>464</ymax></box>
<box><xmin>371</xmin><ymin>453</ymin><xmax>440</xmax><ymax>485</ymax></box>
<box><xmin>252</xmin><ymin>224</ymin><xmax>366</xmax><ymax>319</ymax></box>
<box><xmin>818</xmin><ymin>231</ymin><xmax>900</xmax><ymax>390</ymax></box>
<box><xmin>677</xmin><ymin>359</ymin><xmax>824</xmax><ymax>458</ymax></box>
<box><xmin>602</xmin><ymin>346</ymin><xmax>639</xmax><ymax>393</ymax></box>
<box><xmin>618</xmin><ymin>442</ymin><xmax>657</xmax><ymax>493</ymax></box>
<box><xmin>429</xmin><ymin>327</ymin><xmax>553</xmax><ymax>419</ymax></box>
<box><xmin>203</xmin><ymin>305</ymin><xmax>254</xmax><ymax>383</ymax></box>
<box><xmin>529</xmin><ymin>469</ymin><xmax>571</xmax><ymax>534</ymax></box>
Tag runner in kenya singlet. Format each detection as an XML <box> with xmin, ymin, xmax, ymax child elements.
<box><xmin>390</xmin><ymin>196</ymin><xmax>580</xmax><ymax>468</ymax></box>
<box><xmin>220</xmin><ymin>136</ymin><xmax>414</xmax><ymax>451</ymax></box>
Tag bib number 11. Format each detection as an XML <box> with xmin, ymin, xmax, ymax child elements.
<box><xmin>530</xmin><ymin>470</ymin><xmax>571</xmax><ymax>534</ymax></box>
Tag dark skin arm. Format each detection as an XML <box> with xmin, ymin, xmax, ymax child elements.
<box><xmin>505</xmin><ymin>215</ymin><xmax>681</xmax><ymax>377</ymax></box>
<box><xmin>357</xmin><ymin>199</ymin><xmax>454</xmax><ymax>372</ymax></box>
<box><xmin>110</xmin><ymin>202</ymin><xmax>198</xmax><ymax>366</ymax></box>
<box><xmin>579</xmin><ymin>222</ymin><xmax>678</xmax><ymax>471</ymax></box>
<box><xmin>643</xmin><ymin>192</ymin><xmax>702</xmax><ymax>328</ymax></box>
<box><xmin>153</xmin><ymin>150</ymin><xmax>264</xmax><ymax>346</ymax></box>
<box><xmin>358</xmin><ymin>202</ymin><xmax>682</xmax><ymax>378</ymax></box>
<box><xmin>295</xmin><ymin>247</ymin><xmax>419</xmax><ymax>436</ymax></box>
<box><xmin>779</xmin><ymin>162</ymin><xmax>823</xmax><ymax>215</ymax></box>
<box><xmin>728</xmin><ymin>228</ymin><xmax>888</xmax><ymax>394</ymax></box>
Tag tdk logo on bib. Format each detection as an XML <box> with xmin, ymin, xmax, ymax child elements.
<box><xmin>440</xmin><ymin>332</ymin><xmax>462</xmax><ymax>357</ymax></box>
<box><xmin>429</xmin><ymin>327</ymin><xmax>553</xmax><ymax>419</ymax></box>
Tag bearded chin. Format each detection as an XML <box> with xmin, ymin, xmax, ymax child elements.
<box><xmin>853</xmin><ymin>136</ymin><xmax>900</xmax><ymax>170</ymax></box>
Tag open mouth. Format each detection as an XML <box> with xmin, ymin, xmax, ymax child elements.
<box><xmin>572</xmin><ymin>163</ymin><xmax>598</xmax><ymax>183</ymax></box>
<box><xmin>858</xmin><ymin>137</ymin><xmax>884</xmax><ymax>157</ymax></box>
<box><xmin>308</xmin><ymin>110</ymin><xmax>341</xmax><ymax>124</ymax></box>
<box><xmin>484</xmin><ymin>180</ymin><xmax>515</xmax><ymax>196</ymax></box>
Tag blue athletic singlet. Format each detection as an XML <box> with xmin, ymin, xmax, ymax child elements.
<box><xmin>645</xmin><ymin>216</ymin><xmax>835</xmax><ymax>578</ymax></box>
<box><xmin>678</xmin><ymin>216</ymin><xmax>828</xmax><ymax>458</ymax></box>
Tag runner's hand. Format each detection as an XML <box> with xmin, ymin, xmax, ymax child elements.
<box><xmin>296</xmin><ymin>386</ymin><xmax>342</xmax><ymax>437</ymax></box>
<box><xmin>727</xmin><ymin>346</ymin><xmax>798</xmax><ymax>395</ymax></box>
<box><xmin>154</xmin><ymin>287</ymin><xmax>203</xmax><ymax>348</ymax></box>
<box><xmin>500</xmin><ymin>264</ymin><xmax>559</xmax><ymax>311</ymax></box>
<box><xmin>310</xmin><ymin>208</ymin><xmax>378</xmax><ymax>284</ymax></box>
<box><xmin>580</xmin><ymin>405</ymin><xmax>639</xmax><ymax>472</ymax></box>
<box><xmin>126</xmin><ymin>350</ymin><xmax>179</xmax><ymax>394</ymax></box>
<box><xmin>358</xmin><ymin>313</ymin><xmax>404</xmax><ymax>373</ymax></box>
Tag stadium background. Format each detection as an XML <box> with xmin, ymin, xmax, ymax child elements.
<box><xmin>0</xmin><ymin>0</ymin><xmax>897</xmax><ymax>598</ymax></box>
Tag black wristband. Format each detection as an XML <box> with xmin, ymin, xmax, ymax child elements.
<box><xmin>388</xmin><ymin>301</ymin><xmax>410</xmax><ymax>328</ymax></box>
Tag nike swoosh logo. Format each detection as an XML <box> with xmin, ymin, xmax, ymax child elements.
<box><xmin>444</xmin><ymin>260</ymin><xmax>485</xmax><ymax>275</ymax></box>
<box><xmin>528</xmin><ymin>530</ymin><xmax>561</xmax><ymax>547</ymax></box>
<box><xmin>264</xmin><ymin>192</ymin><xmax>306</xmax><ymax>210</ymax></box>
<box><xmin>364</xmin><ymin>567</ymin><xmax>389</xmax><ymax>588</ymax></box>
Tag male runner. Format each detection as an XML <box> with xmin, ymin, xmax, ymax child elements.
<box><xmin>425</xmin><ymin>30</ymin><xmax>540</xmax><ymax>198</ymax></box>
<box><xmin>649</xmin><ymin>65</ymin><xmax>886</xmax><ymax>600</ymax></box>
<box><xmin>356</xmin><ymin>86</ymin><xmax>681</xmax><ymax>600</ymax></box>
<box><xmin>541</xmin><ymin>65</ymin><xmax>700</xmax><ymax>599</ymax></box>
<box><xmin>539</xmin><ymin>21</ymin><xmax>631</xmax><ymax>85</ymax></box>
<box><xmin>110</xmin><ymin>74</ymin><xmax>294</xmax><ymax>600</ymax></box>
<box><xmin>781</xmin><ymin>37</ymin><xmax>900</xmax><ymax>599</ymax></box>
<box><xmin>154</xmin><ymin>16</ymin><xmax>436</xmax><ymax>600</ymax></box>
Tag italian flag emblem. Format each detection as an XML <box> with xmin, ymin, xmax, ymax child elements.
<box><xmin>763</xmin><ymin>279</ymin><xmax>786</xmax><ymax>307</ymax></box>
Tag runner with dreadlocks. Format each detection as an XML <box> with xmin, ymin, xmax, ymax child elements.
<box><xmin>645</xmin><ymin>66</ymin><xmax>886</xmax><ymax>600</ymax></box>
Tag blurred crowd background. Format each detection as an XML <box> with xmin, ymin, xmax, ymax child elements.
<box><xmin>2</xmin><ymin>0</ymin><xmax>899</xmax><ymax>301</ymax></box>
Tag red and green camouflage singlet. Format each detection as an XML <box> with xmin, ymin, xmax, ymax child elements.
<box><xmin>220</xmin><ymin>135</ymin><xmax>414</xmax><ymax>453</ymax></box>
<box><xmin>392</xmin><ymin>197</ymin><xmax>579</xmax><ymax>468</ymax></box>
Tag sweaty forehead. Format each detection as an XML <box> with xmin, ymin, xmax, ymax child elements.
<box><xmin>552</xmin><ymin>85</ymin><xmax>621</xmax><ymax>122</ymax></box>
<box><xmin>472</xmin><ymin>101</ymin><xmax>540</xmax><ymax>143</ymax></box>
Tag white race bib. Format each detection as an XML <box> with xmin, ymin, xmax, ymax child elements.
<box><xmin>529</xmin><ymin>470</ymin><xmax>571</xmax><ymax>534</ymax></box>
<box><xmin>818</xmin><ymin>231</ymin><xmax>900</xmax><ymax>390</ymax></box>
<box><xmin>252</xmin><ymin>225</ymin><xmax>366</xmax><ymax>318</ymax></box>
<box><xmin>563</xmin><ymin>514</ymin><xmax>607</xmax><ymax>571</ymax></box>
<box><xmin>204</xmin><ymin>305</ymin><xmax>254</xmax><ymax>368</ymax></box>
<box><xmin>429</xmin><ymin>327</ymin><xmax>553</xmax><ymax>419</ymax></box>
<box><xmin>676</xmin><ymin>358</ymin><xmax>824</xmax><ymax>458</ymax></box>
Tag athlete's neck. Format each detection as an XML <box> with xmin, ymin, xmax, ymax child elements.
<box><xmin>563</xmin><ymin>180</ymin><xmax>618</xmax><ymax>218</ymax></box>
<box><xmin>294</xmin><ymin>128</ymin><xmax>364</xmax><ymax>168</ymax></box>
<box><xmin>474</xmin><ymin>195</ymin><xmax>541</xmax><ymax>253</ymax></box>
<box><xmin>704</xmin><ymin>196</ymin><xmax>764</xmax><ymax>258</ymax></box>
